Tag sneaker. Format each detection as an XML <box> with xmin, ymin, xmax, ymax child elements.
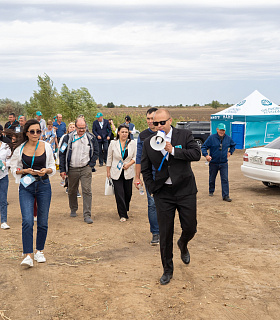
<box><xmin>120</xmin><ymin>217</ymin><xmax>127</xmax><ymax>222</ymax></box>
<box><xmin>21</xmin><ymin>255</ymin><xmax>33</xmax><ymax>267</ymax></box>
<box><xmin>150</xmin><ymin>234</ymin><xmax>160</xmax><ymax>246</ymax></box>
<box><xmin>209</xmin><ymin>193</ymin><xmax>214</xmax><ymax>197</ymax></box>
<box><xmin>84</xmin><ymin>217</ymin><xmax>93</xmax><ymax>224</ymax></box>
<box><xmin>1</xmin><ymin>222</ymin><xmax>10</xmax><ymax>229</ymax></box>
<box><xmin>70</xmin><ymin>211</ymin><xmax>77</xmax><ymax>217</ymax></box>
<box><xmin>34</xmin><ymin>250</ymin><xmax>46</xmax><ymax>263</ymax></box>
<box><xmin>77</xmin><ymin>192</ymin><xmax>82</xmax><ymax>198</ymax></box>
<box><xmin>65</xmin><ymin>188</ymin><xmax>68</xmax><ymax>194</ymax></box>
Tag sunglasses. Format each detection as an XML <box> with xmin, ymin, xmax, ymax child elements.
<box><xmin>153</xmin><ymin>118</ymin><xmax>170</xmax><ymax>126</ymax></box>
<box><xmin>28</xmin><ymin>129</ymin><xmax>42</xmax><ymax>135</ymax></box>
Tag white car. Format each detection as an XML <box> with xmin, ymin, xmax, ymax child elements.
<box><xmin>241</xmin><ymin>136</ymin><xmax>280</xmax><ymax>187</ymax></box>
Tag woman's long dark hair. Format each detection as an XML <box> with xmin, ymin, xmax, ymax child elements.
<box><xmin>116</xmin><ymin>124</ymin><xmax>131</xmax><ymax>145</ymax></box>
<box><xmin>11</xmin><ymin>119</ymin><xmax>41</xmax><ymax>153</ymax></box>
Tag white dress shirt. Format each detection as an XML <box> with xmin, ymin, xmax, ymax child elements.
<box><xmin>160</xmin><ymin>127</ymin><xmax>174</xmax><ymax>185</ymax></box>
<box><xmin>70</xmin><ymin>133</ymin><xmax>90</xmax><ymax>168</ymax></box>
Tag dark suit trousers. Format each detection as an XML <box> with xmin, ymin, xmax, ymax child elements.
<box><xmin>112</xmin><ymin>170</ymin><xmax>133</xmax><ymax>219</ymax></box>
<box><xmin>98</xmin><ymin>140</ymin><xmax>108</xmax><ymax>165</ymax></box>
<box><xmin>153</xmin><ymin>185</ymin><xmax>197</xmax><ymax>275</ymax></box>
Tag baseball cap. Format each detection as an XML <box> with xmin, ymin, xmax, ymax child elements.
<box><xmin>96</xmin><ymin>112</ymin><xmax>103</xmax><ymax>118</ymax></box>
<box><xmin>36</xmin><ymin>111</ymin><xmax>42</xmax><ymax>116</ymax></box>
<box><xmin>217</xmin><ymin>123</ymin><xmax>226</xmax><ymax>131</ymax></box>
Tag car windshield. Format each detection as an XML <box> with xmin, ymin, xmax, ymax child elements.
<box><xmin>264</xmin><ymin>136</ymin><xmax>280</xmax><ymax>149</ymax></box>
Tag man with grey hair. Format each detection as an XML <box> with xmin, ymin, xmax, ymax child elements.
<box><xmin>59</xmin><ymin>118</ymin><xmax>99</xmax><ymax>224</ymax></box>
<box><xmin>18</xmin><ymin>115</ymin><xmax>27</xmax><ymax>132</ymax></box>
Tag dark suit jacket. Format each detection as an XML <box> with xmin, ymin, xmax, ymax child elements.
<box><xmin>92</xmin><ymin>119</ymin><xmax>112</xmax><ymax>141</ymax></box>
<box><xmin>141</xmin><ymin>127</ymin><xmax>201</xmax><ymax>197</ymax></box>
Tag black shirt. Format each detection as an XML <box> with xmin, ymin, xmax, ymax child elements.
<box><xmin>22</xmin><ymin>151</ymin><xmax>47</xmax><ymax>171</ymax></box>
<box><xmin>4</xmin><ymin>120</ymin><xmax>19</xmax><ymax>131</ymax></box>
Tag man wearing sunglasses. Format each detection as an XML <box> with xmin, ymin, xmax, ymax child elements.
<box><xmin>201</xmin><ymin>123</ymin><xmax>236</xmax><ymax>202</ymax></box>
<box><xmin>141</xmin><ymin>109</ymin><xmax>201</xmax><ymax>285</ymax></box>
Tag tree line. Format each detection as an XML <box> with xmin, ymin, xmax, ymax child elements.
<box><xmin>0</xmin><ymin>73</ymin><xmax>231</xmax><ymax>122</ymax></box>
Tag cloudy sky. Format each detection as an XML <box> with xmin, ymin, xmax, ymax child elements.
<box><xmin>1</xmin><ymin>0</ymin><xmax>280</xmax><ymax>106</ymax></box>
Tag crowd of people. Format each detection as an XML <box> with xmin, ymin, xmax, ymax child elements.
<box><xmin>0</xmin><ymin>108</ymin><xmax>235</xmax><ymax>285</ymax></box>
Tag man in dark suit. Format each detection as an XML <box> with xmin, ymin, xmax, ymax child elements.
<box><xmin>141</xmin><ymin>109</ymin><xmax>201</xmax><ymax>285</ymax></box>
<box><xmin>92</xmin><ymin>112</ymin><xmax>112</xmax><ymax>167</ymax></box>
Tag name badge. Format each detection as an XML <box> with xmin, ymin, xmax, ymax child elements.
<box><xmin>117</xmin><ymin>160</ymin><xmax>123</xmax><ymax>170</ymax></box>
<box><xmin>175</xmin><ymin>145</ymin><xmax>182</xmax><ymax>149</ymax></box>
<box><xmin>60</xmin><ymin>142</ymin><xmax>68</xmax><ymax>153</ymax></box>
<box><xmin>20</xmin><ymin>174</ymin><xmax>36</xmax><ymax>188</ymax></box>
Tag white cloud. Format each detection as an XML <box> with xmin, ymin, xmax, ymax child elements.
<box><xmin>1</xmin><ymin>1</ymin><xmax>280</xmax><ymax>104</ymax></box>
<box><xmin>2</xmin><ymin>0</ymin><xmax>280</xmax><ymax>7</ymax></box>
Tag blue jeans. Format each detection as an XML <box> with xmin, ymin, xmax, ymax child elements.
<box><xmin>19</xmin><ymin>178</ymin><xmax>52</xmax><ymax>254</ymax></box>
<box><xmin>209</xmin><ymin>162</ymin><xmax>229</xmax><ymax>198</ymax></box>
<box><xmin>0</xmin><ymin>175</ymin><xmax>9</xmax><ymax>223</ymax></box>
<box><xmin>98</xmin><ymin>140</ymin><xmax>108</xmax><ymax>165</ymax></box>
<box><xmin>146</xmin><ymin>189</ymin><xmax>159</xmax><ymax>235</ymax></box>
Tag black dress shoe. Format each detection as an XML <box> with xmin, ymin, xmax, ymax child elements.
<box><xmin>223</xmin><ymin>196</ymin><xmax>232</xmax><ymax>202</ymax></box>
<box><xmin>177</xmin><ymin>239</ymin><xmax>190</xmax><ymax>264</ymax></box>
<box><xmin>160</xmin><ymin>273</ymin><xmax>173</xmax><ymax>285</ymax></box>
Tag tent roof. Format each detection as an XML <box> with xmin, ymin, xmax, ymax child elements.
<box><xmin>213</xmin><ymin>90</ymin><xmax>280</xmax><ymax>116</ymax></box>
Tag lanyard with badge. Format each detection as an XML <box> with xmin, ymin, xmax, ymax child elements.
<box><xmin>117</xmin><ymin>140</ymin><xmax>127</xmax><ymax>170</ymax></box>
<box><xmin>20</xmin><ymin>140</ymin><xmax>40</xmax><ymax>187</ymax></box>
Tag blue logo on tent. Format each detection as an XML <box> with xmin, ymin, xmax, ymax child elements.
<box><xmin>236</xmin><ymin>100</ymin><xmax>246</xmax><ymax>106</ymax></box>
<box><xmin>261</xmin><ymin>99</ymin><xmax>272</xmax><ymax>106</ymax></box>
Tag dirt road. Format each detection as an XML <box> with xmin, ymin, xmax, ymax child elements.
<box><xmin>1</xmin><ymin>149</ymin><xmax>279</xmax><ymax>319</ymax></box>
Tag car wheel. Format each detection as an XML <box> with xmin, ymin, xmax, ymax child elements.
<box><xmin>195</xmin><ymin>139</ymin><xmax>203</xmax><ymax>148</ymax></box>
<box><xmin>262</xmin><ymin>181</ymin><xmax>278</xmax><ymax>188</ymax></box>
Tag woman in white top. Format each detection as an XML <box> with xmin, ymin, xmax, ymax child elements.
<box><xmin>106</xmin><ymin>124</ymin><xmax>136</xmax><ymax>222</ymax></box>
<box><xmin>0</xmin><ymin>140</ymin><xmax>11</xmax><ymax>229</ymax></box>
<box><xmin>10</xmin><ymin>119</ymin><xmax>56</xmax><ymax>267</ymax></box>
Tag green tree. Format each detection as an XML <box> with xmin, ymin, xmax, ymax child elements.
<box><xmin>58</xmin><ymin>85</ymin><xmax>97</xmax><ymax>122</ymax></box>
<box><xmin>26</xmin><ymin>73</ymin><xmax>59</xmax><ymax>120</ymax></box>
<box><xmin>210</xmin><ymin>100</ymin><xmax>221</xmax><ymax>109</ymax></box>
<box><xmin>0</xmin><ymin>98</ymin><xmax>25</xmax><ymax>119</ymax></box>
<box><xmin>106</xmin><ymin>102</ymin><xmax>115</xmax><ymax>108</ymax></box>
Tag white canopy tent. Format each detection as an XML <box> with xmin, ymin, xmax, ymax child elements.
<box><xmin>211</xmin><ymin>90</ymin><xmax>280</xmax><ymax>149</ymax></box>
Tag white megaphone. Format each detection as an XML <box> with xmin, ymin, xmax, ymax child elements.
<box><xmin>150</xmin><ymin>130</ymin><xmax>166</xmax><ymax>151</ymax></box>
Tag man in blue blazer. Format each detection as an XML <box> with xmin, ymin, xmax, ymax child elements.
<box><xmin>141</xmin><ymin>109</ymin><xmax>201</xmax><ymax>285</ymax></box>
<box><xmin>92</xmin><ymin>112</ymin><xmax>112</xmax><ymax>167</ymax></box>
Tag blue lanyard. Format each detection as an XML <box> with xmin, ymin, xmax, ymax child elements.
<box><xmin>119</xmin><ymin>140</ymin><xmax>127</xmax><ymax>159</ymax></box>
<box><xmin>21</xmin><ymin>140</ymin><xmax>40</xmax><ymax>169</ymax></box>
<box><xmin>73</xmin><ymin>133</ymin><xmax>85</xmax><ymax>143</ymax></box>
<box><xmin>158</xmin><ymin>152</ymin><xmax>168</xmax><ymax>171</ymax></box>
<box><xmin>7</xmin><ymin>121</ymin><xmax>16</xmax><ymax>129</ymax></box>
